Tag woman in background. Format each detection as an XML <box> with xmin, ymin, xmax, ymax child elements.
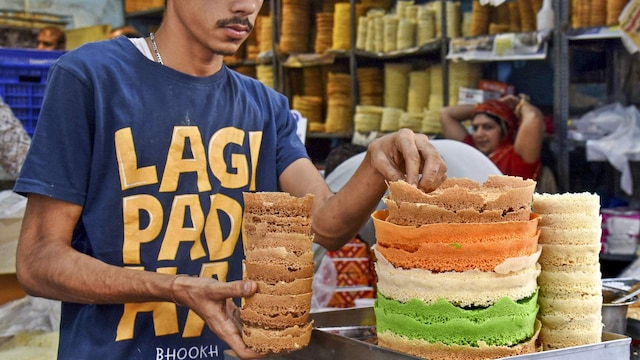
<box><xmin>440</xmin><ymin>94</ymin><xmax>545</xmax><ymax>180</ymax></box>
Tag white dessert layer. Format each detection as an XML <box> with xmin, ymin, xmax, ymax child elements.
<box><xmin>374</xmin><ymin>247</ymin><xmax>541</xmax><ymax>307</ymax></box>
<box><xmin>537</xmin><ymin>270</ymin><xmax>602</xmax><ymax>297</ymax></box>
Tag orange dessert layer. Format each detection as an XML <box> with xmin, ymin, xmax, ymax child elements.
<box><xmin>373</xmin><ymin>210</ymin><xmax>539</xmax><ymax>250</ymax></box>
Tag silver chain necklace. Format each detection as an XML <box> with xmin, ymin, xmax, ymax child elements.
<box><xmin>149</xmin><ymin>32</ymin><xmax>164</xmax><ymax>65</ymax></box>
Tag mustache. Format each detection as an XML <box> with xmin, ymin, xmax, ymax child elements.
<box><xmin>217</xmin><ymin>17</ymin><xmax>254</xmax><ymax>32</ymax></box>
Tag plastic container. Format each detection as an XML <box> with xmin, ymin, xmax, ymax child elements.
<box><xmin>536</xmin><ymin>0</ymin><xmax>555</xmax><ymax>31</ymax></box>
<box><xmin>602</xmin><ymin>286</ymin><xmax>639</xmax><ymax>334</ymax></box>
<box><xmin>0</xmin><ymin>48</ymin><xmax>65</xmax><ymax>136</ymax></box>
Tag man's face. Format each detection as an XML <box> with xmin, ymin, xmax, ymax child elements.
<box><xmin>37</xmin><ymin>30</ymin><xmax>61</xmax><ymax>50</ymax></box>
<box><xmin>173</xmin><ymin>0</ymin><xmax>264</xmax><ymax>56</ymax></box>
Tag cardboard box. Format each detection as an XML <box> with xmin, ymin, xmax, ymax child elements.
<box><xmin>327</xmin><ymin>239</ymin><xmax>369</xmax><ymax>258</ymax></box>
<box><xmin>333</xmin><ymin>258</ymin><xmax>373</xmax><ymax>287</ymax></box>
<box><xmin>478</xmin><ymin>80</ymin><xmax>515</xmax><ymax>96</ymax></box>
<box><xmin>458</xmin><ymin>87</ymin><xmax>501</xmax><ymax>105</ymax></box>
<box><xmin>328</xmin><ymin>286</ymin><xmax>375</xmax><ymax>308</ymax></box>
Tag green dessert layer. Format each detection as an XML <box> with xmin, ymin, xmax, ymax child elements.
<box><xmin>374</xmin><ymin>289</ymin><xmax>539</xmax><ymax>347</ymax></box>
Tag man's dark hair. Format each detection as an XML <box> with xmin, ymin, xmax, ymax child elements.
<box><xmin>324</xmin><ymin>143</ymin><xmax>367</xmax><ymax>178</ymax></box>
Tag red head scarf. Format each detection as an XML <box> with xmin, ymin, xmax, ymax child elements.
<box><xmin>471</xmin><ymin>99</ymin><xmax>520</xmax><ymax>144</ymax></box>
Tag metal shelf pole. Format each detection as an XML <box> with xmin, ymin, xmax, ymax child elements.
<box><xmin>553</xmin><ymin>0</ymin><xmax>570</xmax><ymax>192</ymax></box>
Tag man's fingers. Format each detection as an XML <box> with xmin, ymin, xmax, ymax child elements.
<box><xmin>209</xmin><ymin>279</ymin><xmax>257</xmax><ymax>301</ymax></box>
<box><xmin>418</xmin><ymin>142</ymin><xmax>447</xmax><ymax>192</ymax></box>
<box><xmin>206</xmin><ymin>298</ymin><xmax>263</xmax><ymax>359</ymax></box>
<box><xmin>395</xmin><ymin>129</ymin><xmax>422</xmax><ymax>185</ymax></box>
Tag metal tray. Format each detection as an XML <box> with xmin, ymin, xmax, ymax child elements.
<box><xmin>224</xmin><ymin>306</ymin><xmax>631</xmax><ymax>360</ymax></box>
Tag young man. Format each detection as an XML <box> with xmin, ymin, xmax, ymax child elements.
<box><xmin>14</xmin><ymin>1</ymin><xmax>446</xmax><ymax>359</ymax></box>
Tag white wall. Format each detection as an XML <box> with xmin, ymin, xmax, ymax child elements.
<box><xmin>0</xmin><ymin>0</ymin><xmax>125</xmax><ymax>29</ymax></box>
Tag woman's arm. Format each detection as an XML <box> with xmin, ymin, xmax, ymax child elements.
<box><xmin>440</xmin><ymin>103</ymin><xmax>475</xmax><ymax>141</ymax></box>
<box><xmin>513</xmin><ymin>99</ymin><xmax>545</xmax><ymax>163</ymax></box>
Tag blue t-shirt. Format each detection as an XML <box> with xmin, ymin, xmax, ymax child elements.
<box><xmin>14</xmin><ymin>37</ymin><xmax>309</xmax><ymax>359</ymax></box>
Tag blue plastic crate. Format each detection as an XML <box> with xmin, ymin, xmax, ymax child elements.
<box><xmin>0</xmin><ymin>48</ymin><xmax>65</xmax><ymax>136</ymax></box>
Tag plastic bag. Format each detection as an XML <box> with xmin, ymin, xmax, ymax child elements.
<box><xmin>311</xmin><ymin>254</ymin><xmax>337</xmax><ymax>311</ymax></box>
<box><xmin>479</xmin><ymin>0</ymin><xmax>508</xmax><ymax>6</ymax></box>
<box><xmin>0</xmin><ymin>296</ymin><xmax>60</xmax><ymax>338</ymax></box>
<box><xmin>569</xmin><ymin>102</ymin><xmax>628</xmax><ymax>141</ymax></box>
<box><xmin>586</xmin><ymin>104</ymin><xmax>640</xmax><ymax>195</ymax></box>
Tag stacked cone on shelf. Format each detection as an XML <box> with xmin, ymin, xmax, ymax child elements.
<box><xmin>489</xmin><ymin>2</ymin><xmax>511</xmax><ymax>35</ymax></box>
<box><xmin>531</xmin><ymin>0</ymin><xmax>543</xmax><ymax>13</ymax></box>
<box><xmin>302</xmin><ymin>67</ymin><xmax>324</xmax><ymax>98</ymax></box>
<box><xmin>362</xmin><ymin>0</ymin><xmax>393</xmax><ymax>11</ymax></box>
<box><xmin>354</xmin><ymin>105</ymin><xmax>384</xmax><ymax>133</ymax></box>
<box><xmin>356</xmin><ymin>15</ymin><xmax>368</xmax><ymax>50</ymax></box>
<box><xmin>397</xmin><ymin>18</ymin><xmax>417</xmax><ymax>50</ymax></box>
<box><xmin>430</xmin><ymin>0</ymin><xmax>461</xmax><ymax>38</ymax></box>
<box><xmin>321</xmin><ymin>0</ymin><xmax>338</xmax><ymax>12</ymax></box>
<box><xmin>333</xmin><ymin>3</ymin><xmax>353</xmax><ymax>51</ymax></box>
<box><xmin>256</xmin><ymin>64</ymin><xmax>274</xmax><ymax>88</ymax></box>
<box><xmin>571</xmin><ymin>0</ymin><xmax>591</xmax><ymax>29</ymax></box>
<box><xmin>428</xmin><ymin>64</ymin><xmax>444</xmax><ymax>110</ymax></box>
<box><xmin>421</xmin><ymin>108</ymin><xmax>442</xmax><ymax>134</ymax></box>
<box><xmin>315</xmin><ymin>12</ymin><xmax>334</xmax><ymax>54</ymax></box>
<box><xmin>383</xmin><ymin>14</ymin><xmax>399</xmax><ymax>53</ymax></box>
<box><xmin>363</xmin><ymin>9</ymin><xmax>385</xmax><ymax>52</ymax></box>
<box><xmin>357</xmin><ymin>67</ymin><xmax>384</xmax><ymax>106</ymax></box>
<box><xmin>607</xmin><ymin>0</ymin><xmax>628</xmax><ymax>26</ymax></box>
<box><xmin>508</xmin><ymin>1</ymin><xmax>522</xmax><ymax>33</ymax></box>
<box><xmin>384</xmin><ymin>63</ymin><xmax>412</xmax><ymax>111</ymax></box>
<box><xmin>532</xmin><ymin>193</ymin><xmax>603</xmax><ymax>350</ymax></box>
<box><xmin>448</xmin><ymin>62</ymin><xmax>482</xmax><ymax>106</ymax></box>
<box><xmin>416</xmin><ymin>6</ymin><xmax>436</xmax><ymax>46</ymax></box>
<box><xmin>590</xmin><ymin>0</ymin><xmax>607</xmax><ymax>28</ymax></box>
<box><xmin>461</xmin><ymin>11</ymin><xmax>474</xmax><ymax>37</ymax></box>
<box><xmin>257</xmin><ymin>15</ymin><xmax>273</xmax><ymax>54</ymax></box>
<box><xmin>380</xmin><ymin>107</ymin><xmax>403</xmax><ymax>132</ymax></box>
<box><xmin>325</xmin><ymin>72</ymin><xmax>353</xmax><ymax>133</ymax></box>
<box><xmin>398</xmin><ymin>112</ymin><xmax>423</xmax><ymax>132</ymax></box>
<box><xmin>471</xmin><ymin>0</ymin><xmax>491</xmax><ymax>36</ymax></box>
<box><xmin>293</xmin><ymin>95</ymin><xmax>323</xmax><ymax>127</ymax></box>
<box><xmin>518</xmin><ymin>0</ymin><xmax>536</xmax><ymax>32</ymax></box>
<box><xmin>407</xmin><ymin>69</ymin><xmax>430</xmax><ymax>113</ymax></box>
<box><xmin>280</xmin><ymin>0</ymin><xmax>312</xmax><ymax>54</ymax></box>
<box><xmin>244</xmin><ymin>17</ymin><xmax>260</xmax><ymax>60</ymax></box>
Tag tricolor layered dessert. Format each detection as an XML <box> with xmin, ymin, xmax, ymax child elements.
<box><xmin>373</xmin><ymin>176</ymin><xmax>542</xmax><ymax>360</ymax></box>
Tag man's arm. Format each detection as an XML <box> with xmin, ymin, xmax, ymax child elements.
<box><xmin>440</xmin><ymin>103</ymin><xmax>475</xmax><ymax>141</ymax></box>
<box><xmin>16</xmin><ymin>194</ymin><xmax>178</xmax><ymax>303</ymax></box>
<box><xmin>280</xmin><ymin>129</ymin><xmax>447</xmax><ymax>251</ymax></box>
<box><xmin>16</xmin><ymin>193</ymin><xmax>261</xmax><ymax>359</ymax></box>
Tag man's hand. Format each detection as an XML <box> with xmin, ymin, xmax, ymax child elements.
<box><xmin>173</xmin><ymin>276</ymin><xmax>264</xmax><ymax>359</ymax></box>
<box><xmin>367</xmin><ymin>128</ymin><xmax>447</xmax><ymax>193</ymax></box>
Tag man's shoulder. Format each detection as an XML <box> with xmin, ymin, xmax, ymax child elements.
<box><xmin>55</xmin><ymin>38</ymin><xmax>129</xmax><ymax>68</ymax></box>
<box><xmin>226</xmin><ymin>67</ymin><xmax>287</xmax><ymax>105</ymax></box>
